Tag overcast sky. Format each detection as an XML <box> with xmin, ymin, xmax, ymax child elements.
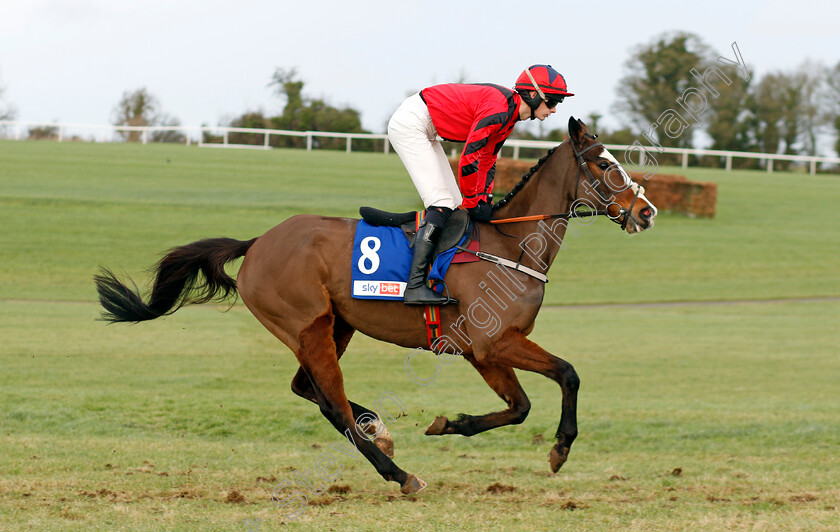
<box><xmin>1</xmin><ymin>0</ymin><xmax>838</xmax><ymax>147</ymax></box>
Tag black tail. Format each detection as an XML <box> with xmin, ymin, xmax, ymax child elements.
<box><xmin>94</xmin><ymin>237</ymin><xmax>258</xmax><ymax>323</ymax></box>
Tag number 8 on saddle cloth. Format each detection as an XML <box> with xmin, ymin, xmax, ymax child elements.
<box><xmin>350</xmin><ymin>220</ymin><xmax>464</xmax><ymax>300</ymax></box>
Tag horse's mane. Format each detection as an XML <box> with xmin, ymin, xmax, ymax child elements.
<box><xmin>492</xmin><ymin>142</ymin><xmax>564</xmax><ymax>210</ymax></box>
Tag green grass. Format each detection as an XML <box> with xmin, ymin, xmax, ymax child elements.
<box><xmin>1</xmin><ymin>141</ymin><xmax>838</xmax><ymax>304</ymax></box>
<box><xmin>1</xmin><ymin>141</ymin><xmax>839</xmax><ymax>530</ymax></box>
<box><xmin>0</xmin><ymin>141</ymin><xmax>422</xmax><ymax>302</ymax></box>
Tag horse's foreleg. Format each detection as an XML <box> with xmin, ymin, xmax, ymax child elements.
<box><xmin>424</xmin><ymin>361</ymin><xmax>530</xmax><ymax>437</ymax></box>
<box><xmin>486</xmin><ymin>328</ymin><xmax>579</xmax><ymax>473</ymax></box>
<box><xmin>297</xmin><ymin>313</ymin><xmax>422</xmax><ymax>493</ymax></box>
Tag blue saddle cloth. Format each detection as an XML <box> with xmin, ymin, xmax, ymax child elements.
<box><xmin>351</xmin><ymin>220</ymin><xmax>462</xmax><ymax>300</ymax></box>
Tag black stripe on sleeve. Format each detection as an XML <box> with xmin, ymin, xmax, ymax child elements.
<box><xmin>460</xmin><ymin>161</ymin><xmax>479</xmax><ymax>177</ymax></box>
<box><xmin>463</xmin><ymin>192</ymin><xmax>489</xmax><ymax>199</ymax></box>
<box><xmin>474</xmin><ymin>112</ymin><xmax>508</xmax><ymax>131</ymax></box>
<box><xmin>464</xmin><ymin>136</ymin><xmax>490</xmax><ymax>155</ymax></box>
<box><xmin>485</xmin><ymin>164</ymin><xmax>496</xmax><ymax>190</ymax></box>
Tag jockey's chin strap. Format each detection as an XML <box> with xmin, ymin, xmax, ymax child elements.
<box><xmin>492</xmin><ymin>138</ymin><xmax>642</xmax><ymax>230</ymax></box>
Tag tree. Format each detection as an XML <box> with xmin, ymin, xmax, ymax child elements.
<box><xmin>269</xmin><ymin>68</ymin><xmax>306</xmax><ymax>132</ymax></box>
<box><xmin>0</xmin><ymin>70</ymin><xmax>17</xmax><ymax>121</ymax></box>
<box><xmin>586</xmin><ymin>112</ymin><xmax>602</xmax><ymax>136</ymax></box>
<box><xmin>28</xmin><ymin>125</ymin><xmax>59</xmax><ymax>140</ymax></box>
<box><xmin>111</xmin><ymin>88</ymin><xmax>161</xmax><ymax>142</ymax></box>
<box><xmin>150</xmin><ymin>113</ymin><xmax>185</xmax><ymax>144</ymax></box>
<box><xmin>826</xmin><ymin>61</ymin><xmax>840</xmax><ymax>157</ymax></box>
<box><xmin>111</xmin><ymin>88</ymin><xmax>184</xmax><ymax>143</ymax></box>
<box><xmin>745</xmin><ymin>68</ymin><xmax>825</xmax><ymax>169</ymax></box>
<box><xmin>794</xmin><ymin>62</ymin><xmax>824</xmax><ymax>158</ymax></box>
<box><xmin>706</xmin><ymin>67</ymin><xmax>757</xmax><ymax>164</ymax></box>
<box><xmin>752</xmin><ymin>73</ymin><xmax>785</xmax><ymax>155</ymax></box>
<box><xmin>228</xmin><ymin>110</ymin><xmax>269</xmax><ymax>145</ymax></box>
<box><xmin>777</xmin><ymin>72</ymin><xmax>807</xmax><ymax>165</ymax></box>
<box><xmin>264</xmin><ymin>68</ymin><xmax>368</xmax><ymax>149</ymax></box>
<box><xmin>613</xmin><ymin>32</ymin><xmax>714</xmax><ymax>148</ymax></box>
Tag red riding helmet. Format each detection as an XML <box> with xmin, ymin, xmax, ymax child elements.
<box><xmin>515</xmin><ymin>64</ymin><xmax>574</xmax><ymax>112</ymax></box>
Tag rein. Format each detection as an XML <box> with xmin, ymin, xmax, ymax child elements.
<box><xmin>490</xmin><ymin>138</ymin><xmax>641</xmax><ymax>229</ymax></box>
<box><xmin>488</xmin><ymin>209</ymin><xmax>603</xmax><ymax>225</ymax></box>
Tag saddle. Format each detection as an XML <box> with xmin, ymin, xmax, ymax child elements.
<box><xmin>355</xmin><ymin>207</ymin><xmax>480</xmax><ymax>348</ymax></box>
<box><xmin>359</xmin><ymin>207</ymin><xmax>473</xmax><ymax>257</ymax></box>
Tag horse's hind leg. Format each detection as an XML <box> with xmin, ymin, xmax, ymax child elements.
<box><xmin>290</xmin><ymin>316</ymin><xmax>394</xmax><ymax>457</ymax></box>
<box><xmin>425</xmin><ymin>360</ymin><xmax>531</xmax><ymax>437</ymax></box>
<box><xmin>296</xmin><ymin>312</ymin><xmax>422</xmax><ymax>493</ymax></box>
<box><xmin>485</xmin><ymin>328</ymin><xmax>579</xmax><ymax>473</ymax></box>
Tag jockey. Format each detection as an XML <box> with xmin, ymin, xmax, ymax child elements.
<box><xmin>388</xmin><ymin>64</ymin><xmax>573</xmax><ymax>305</ymax></box>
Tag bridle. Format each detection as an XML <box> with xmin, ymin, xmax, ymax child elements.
<box><xmin>491</xmin><ymin>137</ymin><xmax>643</xmax><ymax>230</ymax></box>
<box><xmin>571</xmin><ymin>135</ymin><xmax>642</xmax><ymax>231</ymax></box>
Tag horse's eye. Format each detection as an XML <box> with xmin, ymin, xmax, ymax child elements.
<box><xmin>597</xmin><ymin>162</ymin><xmax>610</xmax><ymax>170</ymax></box>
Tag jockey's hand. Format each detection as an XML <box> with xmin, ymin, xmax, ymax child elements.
<box><xmin>467</xmin><ymin>200</ymin><xmax>493</xmax><ymax>222</ymax></box>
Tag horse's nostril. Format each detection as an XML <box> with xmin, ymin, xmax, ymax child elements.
<box><xmin>640</xmin><ymin>207</ymin><xmax>652</xmax><ymax>219</ymax></box>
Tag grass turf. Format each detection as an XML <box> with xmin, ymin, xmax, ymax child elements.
<box><xmin>1</xmin><ymin>140</ymin><xmax>838</xmax><ymax>530</ymax></box>
<box><xmin>1</xmin><ymin>141</ymin><xmax>838</xmax><ymax>304</ymax></box>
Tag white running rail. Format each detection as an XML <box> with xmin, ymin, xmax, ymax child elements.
<box><xmin>2</xmin><ymin>120</ymin><xmax>838</xmax><ymax>175</ymax></box>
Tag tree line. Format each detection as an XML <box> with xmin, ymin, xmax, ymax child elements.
<box><xmin>218</xmin><ymin>68</ymin><xmax>370</xmax><ymax>150</ymax></box>
<box><xmin>518</xmin><ymin>32</ymin><xmax>840</xmax><ymax>169</ymax></box>
<box><xmin>103</xmin><ymin>68</ymin><xmax>370</xmax><ymax>150</ymax></box>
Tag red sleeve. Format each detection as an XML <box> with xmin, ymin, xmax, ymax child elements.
<box><xmin>458</xmin><ymin>111</ymin><xmax>508</xmax><ymax>208</ymax></box>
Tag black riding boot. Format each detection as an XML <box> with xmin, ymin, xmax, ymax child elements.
<box><xmin>403</xmin><ymin>220</ymin><xmax>458</xmax><ymax>305</ymax></box>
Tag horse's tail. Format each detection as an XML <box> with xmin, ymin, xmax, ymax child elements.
<box><xmin>94</xmin><ymin>237</ymin><xmax>258</xmax><ymax>324</ymax></box>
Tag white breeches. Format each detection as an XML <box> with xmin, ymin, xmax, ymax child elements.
<box><xmin>387</xmin><ymin>93</ymin><xmax>462</xmax><ymax>210</ymax></box>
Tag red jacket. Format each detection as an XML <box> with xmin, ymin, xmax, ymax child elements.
<box><xmin>420</xmin><ymin>84</ymin><xmax>521</xmax><ymax>208</ymax></box>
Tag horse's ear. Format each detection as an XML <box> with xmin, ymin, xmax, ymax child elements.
<box><xmin>568</xmin><ymin>116</ymin><xmax>585</xmax><ymax>146</ymax></box>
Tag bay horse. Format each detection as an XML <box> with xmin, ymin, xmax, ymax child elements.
<box><xmin>95</xmin><ymin>117</ymin><xmax>657</xmax><ymax>494</ymax></box>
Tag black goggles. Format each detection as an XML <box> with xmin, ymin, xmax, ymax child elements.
<box><xmin>545</xmin><ymin>96</ymin><xmax>565</xmax><ymax>109</ymax></box>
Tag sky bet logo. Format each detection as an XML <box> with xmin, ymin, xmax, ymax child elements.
<box><xmin>353</xmin><ymin>280</ymin><xmax>406</xmax><ymax>298</ymax></box>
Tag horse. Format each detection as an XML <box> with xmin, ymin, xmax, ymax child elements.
<box><xmin>94</xmin><ymin>117</ymin><xmax>658</xmax><ymax>494</ymax></box>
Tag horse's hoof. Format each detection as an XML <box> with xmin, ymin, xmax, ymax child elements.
<box><xmin>424</xmin><ymin>416</ymin><xmax>448</xmax><ymax>435</ymax></box>
<box><xmin>360</xmin><ymin>420</ymin><xmax>395</xmax><ymax>458</ymax></box>
<box><xmin>400</xmin><ymin>474</ymin><xmax>427</xmax><ymax>494</ymax></box>
<box><xmin>549</xmin><ymin>444</ymin><xmax>570</xmax><ymax>473</ymax></box>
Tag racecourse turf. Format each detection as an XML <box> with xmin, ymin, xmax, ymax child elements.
<box><xmin>0</xmin><ymin>140</ymin><xmax>838</xmax><ymax>530</ymax></box>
